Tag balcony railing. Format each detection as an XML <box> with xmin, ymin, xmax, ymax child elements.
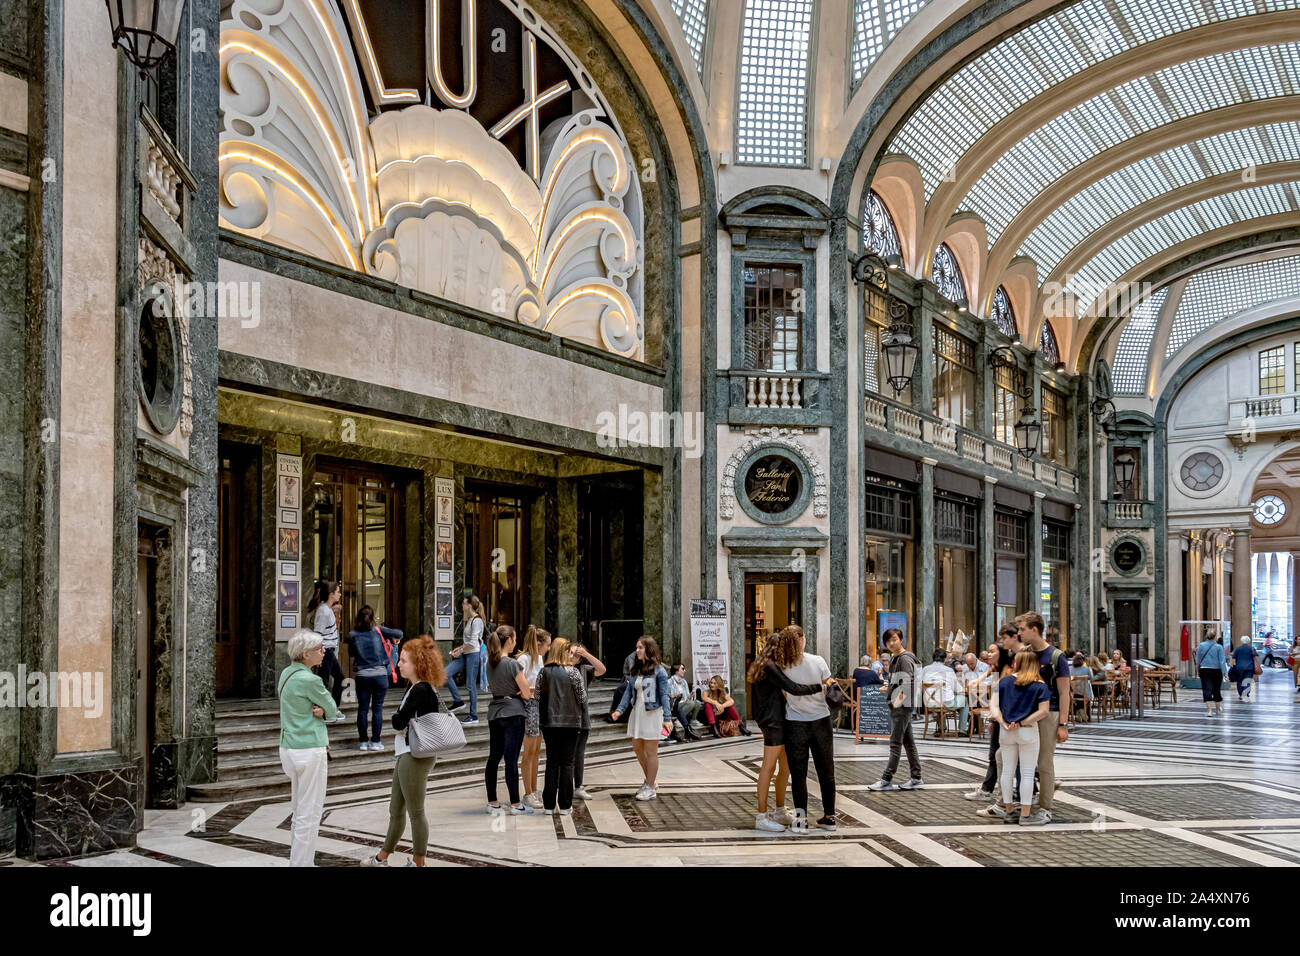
<box><xmin>864</xmin><ymin>391</ymin><xmax>1079</xmax><ymax>492</ymax></box>
<box><xmin>726</xmin><ymin>370</ymin><xmax>831</xmax><ymax>425</ymax></box>
<box><xmin>1105</xmin><ymin>499</ymin><xmax>1152</xmax><ymax>525</ymax></box>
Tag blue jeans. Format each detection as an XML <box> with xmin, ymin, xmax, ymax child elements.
<box><xmin>478</xmin><ymin>648</ymin><xmax>488</xmax><ymax>692</ymax></box>
<box><xmin>355</xmin><ymin>674</ymin><xmax>388</xmax><ymax>742</ymax></box>
<box><xmin>444</xmin><ymin>650</ymin><xmax>479</xmax><ymax>719</ymax></box>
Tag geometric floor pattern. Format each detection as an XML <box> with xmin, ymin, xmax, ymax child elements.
<box><xmin>16</xmin><ymin>669</ymin><xmax>1300</xmax><ymax>866</ymax></box>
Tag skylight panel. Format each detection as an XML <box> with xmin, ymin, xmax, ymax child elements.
<box><xmin>1111</xmin><ymin>286</ymin><xmax>1170</xmax><ymax>393</ymax></box>
<box><xmin>1067</xmin><ymin>185</ymin><xmax>1297</xmax><ymax>315</ymax></box>
<box><xmin>1167</xmin><ymin>254</ymin><xmax>1300</xmax><ymax>356</ymax></box>
<box><xmin>889</xmin><ymin>0</ymin><xmax>1300</xmax><ymax>197</ymax></box>
<box><xmin>851</xmin><ymin>0</ymin><xmax>935</xmax><ymax>85</ymax></box>
<box><xmin>736</xmin><ymin>0</ymin><xmax>813</xmax><ymax>167</ymax></box>
<box><xmin>669</xmin><ymin>0</ymin><xmax>709</xmax><ymax>75</ymax></box>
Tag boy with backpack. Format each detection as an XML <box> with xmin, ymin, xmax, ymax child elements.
<box><xmin>1015</xmin><ymin>611</ymin><xmax>1069</xmax><ymax>823</ymax></box>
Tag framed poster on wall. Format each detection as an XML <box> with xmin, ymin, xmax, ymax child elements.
<box><xmin>275</xmin><ymin>454</ymin><xmax>304</xmax><ymax>641</ymax></box>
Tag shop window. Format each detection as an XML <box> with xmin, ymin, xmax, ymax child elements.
<box><xmin>994</xmin><ymin>510</ymin><xmax>1027</xmax><ymax>626</ymax></box>
<box><xmin>465</xmin><ymin>488</ymin><xmax>530</xmax><ymax>629</ymax></box>
<box><xmin>743</xmin><ymin>263</ymin><xmax>803</xmax><ymax>371</ymax></box>
<box><xmin>1041</xmin><ymin>385</ymin><xmax>1068</xmax><ymax>465</ymax></box>
<box><xmin>935</xmin><ymin>495</ymin><xmax>977</xmax><ymax>548</ymax></box>
<box><xmin>933</xmin><ymin>325</ymin><xmax>976</xmax><ymax>429</ymax></box>
<box><xmin>864</xmin><ymin>481</ymin><xmax>915</xmax><ymax>537</ymax></box>
<box><xmin>1260</xmin><ymin>345</ymin><xmax>1286</xmax><ymax>395</ymax></box>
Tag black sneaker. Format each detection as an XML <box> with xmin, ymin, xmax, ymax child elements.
<box><xmin>816</xmin><ymin>816</ymin><xmax>837</xmax><ymax>831</ymax></box>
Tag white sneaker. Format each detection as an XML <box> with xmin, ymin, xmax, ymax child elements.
<box><xmin>524</xmin><ymin>792</ymin><xmax>544</xmax><ymax>809</ymax></box>
<box><xmin>573</xmin><ymin>787</ymin><xmax>593</xmax><ymax>800</ymax></box>
<box><xmin>964</xmin><ymin>789</ymin><xmax>994</xmax><ymax>801</ymax></box>
<box><xmin>486</xmin><ymin>803</ymin><xmax>504</xmax><ymax>815</ymax></box>
<box><xmin>507</xmin><ymin>803</ymin><xmax>529</xmax><ymax>814</ymax></box>
<box><xmin>556</xmin><ymin>807</ymin><xmax>573</xmax><ymax>816</ymax></box>
<box><xmin>358</xmin><ymin>742</ymin><xmax>371</xmax><ymax>751</ymax></box>
<box><xmin>755</xmin><ymin>813</ymin><xmax>786</xmax><ymax>832</ymax></box>
<box><xmin>635</xmin><ymin>786</ymin><xmax>656</xmax><ymax>801</ymax></box>
<box><xmin>370</xmin><ymin>741</ymin><xmax>383</xmax><ymax>752</ymax></box>
<box><xmin>769</xmin><ymin>807</ymin><xmax>794</xmax><ymax>826</ymax></box>
<box><xmin>867</xmin><ymin>779</ymin><xmax>899</xmax><ymax>792</ymax></box>
<box><xmin>360</xmin><ymin>853</ymin><xmax>388</xmax><ymax>866</ymax></box>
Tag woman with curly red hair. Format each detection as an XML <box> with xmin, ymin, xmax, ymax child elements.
<box><xmin>363</xmin><ymin>635</ymin><xmax>446</xmax><ymax>867</ymax></box>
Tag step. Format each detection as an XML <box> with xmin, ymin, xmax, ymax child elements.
<box><xmin>185</xmin><ymin>728</ymin><xmax>672</xmax><ymax>803</ymax></box>
<box><xmin>213</xmin><ymin>684</ymin><xmax>620</xmax><ymax>728</ymax></box>
<box><xmin>212</xmin><ymin>721</ymin><xmax>633</xmax><ymax>782</ymax></box>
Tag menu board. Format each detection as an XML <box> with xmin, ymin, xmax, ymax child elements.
<box><xmin>854</xmin><ymin>686</ymin><xmax>892</xmax><ymax>740</ymax></box>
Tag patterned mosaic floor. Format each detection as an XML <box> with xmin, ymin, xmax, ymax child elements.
<box><xmin>18</xmin><ymin>670</ymin><xmax>1300</xmax><ymax>867</ymax></box>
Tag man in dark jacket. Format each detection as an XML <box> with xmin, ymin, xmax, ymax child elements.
<box><xmin>868</xmin><ymin>629</ymin><xmax>924</xmax><ymax>791</ymax></box>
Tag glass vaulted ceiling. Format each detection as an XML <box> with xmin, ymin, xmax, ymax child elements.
<box><xmin>1069</xmin><ymin>181</ymin><xmax>1300</xmax><ymax>310</ymax></box>
<box><xmin>889</xmin><ymin>0</ymin><xmax>1300</xmax><ymax>197</ymax></box>
<box><xmin>1024</xmin><ymin>121</ymin><xmax>1300</xmax><ymax>283</ymax></box>
<box><xmin>737</xmin><ymin>0</ymin><xmax>814</xmax><ymax>166</ymax></box>
<box><xmin>974</xmin><ymin>44</ymin><xmax>1300</xmax><ymax>256</ymax></box>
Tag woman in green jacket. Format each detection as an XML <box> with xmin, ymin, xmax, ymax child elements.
<box><xmin>278</xmin><ymin>630</ymin><xmax>340</xmax><ymax>867</ymax></box>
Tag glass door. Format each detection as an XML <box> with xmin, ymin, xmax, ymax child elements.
<box><xmin>310</xmin><ymin>462</ymin><xmax>406</xmax><ymax>671</ymax></box>
<box><xmin>465</xmin><ymin>487</ymin><xmax>531</xmax><ymax>629</ymax></box>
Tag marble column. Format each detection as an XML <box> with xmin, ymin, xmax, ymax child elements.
<box><xmin>556</xmin><ymin>479</ymin><xmax>579</xmax><ymax>644</ymax></box>
<box><xmin>1232</xmin><ymin>530</ymin><xmax>1251</xmax><ymax>647</ymax></box>
<box><xmin>1030</xmin><ymin>491</ymin><xmax>1044</xmax><ymax>632</ymax></box>
<box><xmin>1167</xmin><ymin>533</ymin><xmax>1185</xmax><ymax>662</ymax></box>
<box><xmin>979</xmin><ymin>476</ymin><xmax>997</xmax><ymax>644</ymax></box>
<box><xmin>916</xmin><ymin>458</ymin><xmax>937</xmax><ymax>655</ymax></box>
<box><xmin>1291</xmin><ymin>551</ymin><xmax>1300</xmax><ymax>644</ymax></box>
<box><xmin>1187</xmin><ymin>533</ymin><xmax>1203</xmax><ymax>623</ymax></box>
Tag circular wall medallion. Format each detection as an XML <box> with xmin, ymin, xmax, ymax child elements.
<box><xmin>1253</xmin><ymin>493</ymin><xmax>1288</xmax><ymax>526</ymax></box>
<box><xmin>1111</xmin><ymin>538</ymin><xmax>1145</xmax><ymax>575</ymax></box>
<box><xmin>137</xmin><ymin>284</ymin><xmax>183</xmax><ymax>435</ymax></box>
<box><xmin>745</xmin><ymin>454</ymin><xmax>802</xmax><ymax>514</ymax></box>
<box><xmin>1179</xmin><ymin>452</ymin><xmax>1224</xmax><ymax>492</ymax></box>
<box><xmin>732</xmin><ymin>444</ymin><xmax>814</xmax><ymax>525</ymax></box>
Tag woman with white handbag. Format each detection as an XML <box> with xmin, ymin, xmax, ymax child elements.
<box><xmin>363</xmin><ymin>635</ymin><xmax>447</xmax><ymax>867</ymax></box>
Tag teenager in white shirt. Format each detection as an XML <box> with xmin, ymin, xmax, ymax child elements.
<box><xmin>517</xmin><ymin>625</ymin><xmax>551</xmax><ymax>809</ymax></box>
<box><xmin>780</xmin><ymin>625</ymin><xmax>837</xmax><ymax>832</ymax></box>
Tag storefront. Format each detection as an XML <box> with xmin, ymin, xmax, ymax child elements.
<box><xmin>1041</xmin><ymin>518</ymin><xmax>1072</xmax><ymax>649</ymax></box>
<box><xmin>935</xmin><ymin>492</ymin><xmax>979</xmax><ymax>645</ymax></box>
<box><xmin>863</xmin><ymin>473</ymin><xmax>915</xmax><ymax>657</ymax></box>
<box><xmin>994</xmin><ymin>509</ymin><xmax>1028</xmax><ymax>627</ymax></box>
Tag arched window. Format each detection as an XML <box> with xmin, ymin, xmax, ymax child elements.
<box><xmin>990</xmin><ymin>285</ymin><xmax>1017</xmax><ymax>339</ymax></box>
<box><xmin>864</xmin><ymin>189</ymin><xmax>902</xmax><ymax>265</ymax></box>
<box><xmin>931</xmin><ymin>243</ymin><xmax>966</xmax><ymax>305</ymax></box>
<box><xmin>1040</xmin><ymin>320</ymin><xmax>1061</xmax><ymax>366</ymax></box>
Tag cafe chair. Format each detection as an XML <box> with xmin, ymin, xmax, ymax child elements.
<box><xmin>1068</xmin><ymin>675</ymin><xmax>1092</xmax><ymax>723</ymax></box>
<box><xmin>921</xmin><ymin>682</ymin><xmax>960</xmax><ymax>739</ymax></box>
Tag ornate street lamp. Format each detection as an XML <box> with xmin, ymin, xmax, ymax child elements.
<box><xmin>105</xmin><ymin>0</ymin><xmax>186</xmax><ymax>71</ymax></box>
<box><xmin>854</xmin><ymin>252</ymin><xmax>918</xmax><ymax>394</ymax></box>
<box><xmin>1113</xmin><ymin>449</ymin><xmax>1136</xmax><ymax>497</ymax></box>
<box><xmin>988</xmin><ymin>345</ymin><xmax>1041</xmax><ymax>459</ymax></box>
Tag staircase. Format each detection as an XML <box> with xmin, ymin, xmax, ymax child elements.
<box><xmin>188</xmin><ymin>681</ymin><xmax>634</xmax><ymax>803</ymax></box>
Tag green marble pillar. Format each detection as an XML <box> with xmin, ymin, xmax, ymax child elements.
<box><xmin>557</xmin><ymin>479</ymin><xmax>578</xmax><ymax>642</ymax></box>
<box><xmin>917</xmin><ymin>458</ymin><xmax>937</xmax><ymax>655</ymax></box>
<box><xmin>979</xmin><ymin>477</ymin><xmax>996</xmax><ymax>644</ymax></box>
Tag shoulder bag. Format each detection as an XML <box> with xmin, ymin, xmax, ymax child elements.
<box><xmin>824</xmin><ymin>679</ymin><xmax>848</xmax><ymax>709</ymax></box>
<box><xmin>406</xmin><ymin>693</ymin><xmax>466</xmax><ymax>758</ymax></box>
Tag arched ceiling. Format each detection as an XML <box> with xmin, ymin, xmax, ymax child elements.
<box><xmin>1106</xmin><ymin>248</ymin><xmax>1300</xmax><ymax>397</ymax></box>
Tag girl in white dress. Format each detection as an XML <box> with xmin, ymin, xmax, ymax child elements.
<box><xmin>610</xmin><ymin>636</ymin><xmax>673</xmax><ymax>801</ymax></box>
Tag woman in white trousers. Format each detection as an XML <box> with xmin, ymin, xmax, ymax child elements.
<box><xmin>277</xmin><ymin>630</ymin><xmax>340</xmax><ymax>866</ymax></box>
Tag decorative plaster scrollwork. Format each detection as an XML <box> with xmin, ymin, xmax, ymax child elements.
<box><xmin>720</xmin><ymin>427</ymin><xmax>827</xmax><ymax>520</ymax></box>
<box><xmin>217</xmin><ymin>0</ymin><xmax>645</xmax><ymax>359</ymax></box>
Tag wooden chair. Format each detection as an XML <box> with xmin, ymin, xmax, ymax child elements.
<box><xmin>1090</xmin><ymin>680</ymin><xmax>1114</xmax><ymax>719</ymax></box>
<box><xmin>1069</xmin><ymin>675</ymin><xmax>1092</xmax><ymax>723</ymax></box>
<box><xmin>922</xmin><ymin>681</ymin><xmax>960</xmax><ymax>738</ymax></box>
<box><xmin>968</xmin><ymin>707</ymin><xmax>990</xmax><ymax>739</ymax></box>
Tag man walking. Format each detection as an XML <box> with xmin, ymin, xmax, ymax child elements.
<box><xmin>1017</xmin><ymin>611</ymin><xmax>1069</xmax><ymax>823</ymax></box>
<box><xmin>868</xmin><ymin>629</ymin><xmax>924</xmax><ymax>791</ymax></box>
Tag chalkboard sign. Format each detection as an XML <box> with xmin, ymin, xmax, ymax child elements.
<box><xmin>855</xmin><ymin>687</ymin><xmax>892</xmax><ymax>740</ymax></box>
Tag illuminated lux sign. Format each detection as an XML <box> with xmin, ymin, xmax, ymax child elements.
<box><xmin>342</xmin><ymin>0</ymin><xmax>572</xmax><ymax>181</ymax></box>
